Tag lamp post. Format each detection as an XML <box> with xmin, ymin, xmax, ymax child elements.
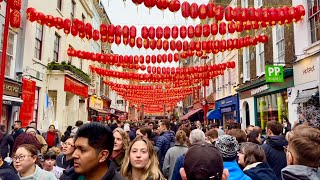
<box><xmin>0</xmin><ymin>2</ymin><xmax>11</xmax><ymax>121</ymax></box>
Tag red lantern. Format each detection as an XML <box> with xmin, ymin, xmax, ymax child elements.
<box><xmin>219</xmin><ymin>22</ymin><xmax>227</xmax><ymax>35</ymax></box>
<box><xmin>144</xmin><ymin>0</ymin><xmax>156</xmax><ymax>9</ymax></box>
<box><xmin>174</xmin><ymin>53</ymin><xmax>179</xmax><ymax>62</ymax></box>
<box><xmin>139</xmin><ymin>55</ymin><xmax>144</xmax><ymax>64</ymax></box>
<box><xmin>122</xmin><ymin>25</ymin><xmax>129</xmax><ymax>39</ymax></box>
<box><xmin>199</xmin><ymin>4</ymin><xmax>207</xmax><ymax>20</ymax></box>
<box><xmin>108</xmin><ymin>36</ymin><xmax>114</xmax><ymax>44</ymax></box>
<box><xmin>244</xmin><ymin>20</ymin><xmax>252</xmax><ymax>31</ymax></box>
<box><xmin>71</xmin><ymin>25</ymin><xmax>78</xmax><ymax>36</ymax></box>
<box><xmin>108</xmin><ymin>24</ymin><xmax>115</xmax><ymax>36</ymax></box>
<box><xmin>241</xmin><ymin>8</ymin><xmax>249</xmax><ymax>22</ymax></box>
<box><xmin>171</xmin><ymin>26</ymin><xmax>178</xmax><ymax>39</ymax></box>
<box><xmin>100</xmin><ymin>24</ymin><xmax>108</xmax><ymax>38</ymax></box>
<box><xmin>195</xmin><ymin>41</ymin><xmax>201</xmax><ymax>51</ymax></box>
<box><xmin>11</xmin><ymin>0</ymin><xmax>22</xmax><ymax>10</ymax></box>
<box><xmin>162</xmin><ymin>54</ymin><xmax>167</xmax><ymax>63</ymax></box>
<box><xmin>123</xmin><ymin>37</ymin><xmax>129</xmax><ymax>45</ymax></box>
<box><xmin>54</xmin><ymin>17</ymin><xmax>64</xmax><ymax>29</ymax></box>
<box><xmin>188</xmin><ymin>25</ymin><xmax>194</xmax><ymax>38</ymax></box>
<box><xmin>115</xmin><ymin>25</ymin><xmax>122</xmax><ymax>37</ymax></box>
<box><xmin>190</xmin><ymin>3</ymin><xmax>199</xmax><ymax>19</ymax></box>
<box><xmin>156</xmin><ymin>0</ymin><xmax>168</xmax><ymax>11</ymax></box>
<box><xmin>202</xmin><ymin>24</ymin><xmax>210</xmax><ymax>37</ymax></box>
<box><xmin>211</xmin><ymin>22</ymin><xmax>218</xmax><ymax>35</ymax></box>
<box><xmin>296</xmin><ymin>5</ymin><xmax>305</xmax><ymax>20</ymax></box>
<box><xmin>189</xmin><ymin>41</ymin><xmax>195</xmax><ymax>51</ymax></box>
<box><xmin>129</xmin><ymin>38</ymin><xmax>135</xmax><ymax>48</ymax></box>
<box><xmin>85</xmin><ymin>23</ymin><xmax>93</xmax><ymax>39</ymax></box>
<box><xmin>130</xmin><ymin>26</ymin><xmax>137</xmax><ymax>38</ymax></box>
<box><xmin>36</xmin><ymin>12</ymin><xmax>46</xmax><ymax>24</ymax></box>
<box><xmin>168</xmin><ymin>0</ymin><xmax>180</xmax><ymax>13</ymax></box>
<box><xmin>262</xmin><ymin>8</ymin><xmax>270</xmax><ymax>24</ymax></box>
<box><xmin>235</xmin><ymin>22</ymin><xmax>243</xmax><ymax>33</ymax></box>
<box><xmin>115</xmin><ymin>36</ymin><xmax>121</xmax><ymax>45</ymax></box>
<box><xmin>195</xmin><ymin>25</ymin><xmax>202</xmax><ymax>37</ymax></box>
<box><xmin>141</xmin><ymin>26</ymin><xmax>149</xmax><ymax>39</ymax></box>
<box><xmin>26</xmin><ymin>8</ymin><xmax>37</xmax><ymax>22</ymax></box>
<box><xmin>144</xmin><ymin>39</ymin><xmax>150</xmax><ymax>49</ymax></box>
<box><xmin>248</xmin><ymin>7</ymin><xmax>256</xmax><ymax>21</ymax></box>
<box><xmin>151</xmin><ymin>55</ymin><xmax>157</xmax><ymax>64</ymax></box>
<box><xmin>136</xmin><ymin>37</ymin><xmax>143</xmax><ymax>49</ymax></box>
<box><xmin>157</xmin><ymin>55</ymin><xmax>162</xmax><ymax>63</ymax></box>
<box><xmin>215</xmin><ymin>5</ymin><xmax>224</xmax><ymax>21</ymax></box>
<box><xmin>207</xmin><ymin>2</ymin><xmax>215</xmax><ymax>19</ymax></box>
<box><xmin>181</xmin><ymin>1</ymin><xmax>190</xmax><ymax>19</ymax></box>
<box><xmin>228</xmin><ymin>21</ymin><xmax>236</xmax><ymax>34</ymax></box>
<box><xmin>196</xmin><ymin>51</ymin><xmax>203</xmax><ymax>57</ymax></box>
<box><xmin>93</xmin><ymin>30</ymin><xmax>100</xmax><ymax>41</ymax></box>
<box><xmin>150</xmin><ymin>39</ymin><xmax>156</xmax><ymax>50</ymax></box>
<box><xmin>202</xmin><ymin>41</ymin><xmax>208</xmax><ymax>52</ymax></box>
<box><xmin>148</xmin><ymin>26</ymin><xmax>155</xmax><ymax>39</ymax></box>
<box><xmin>183</xmin><ymin>41</ymin><xmax>189</xmax><ymax>51</ymax></box>
<box><xmin>168</xmin><ymin>54</ymin><xmax>173</xmax><ymax>63</ymax></box>
<box><xmin>10</xmin><ymin>10</ymin><xmax>21</xmax><ymax>28</ymax></box>
<box><xmin>176</xmin><ymin>40</ymin><xmax>182</xmax><ymax>51</ymax></box>
<box><xmin>45</xmin><ymin>15</ymin><xmax>55</xmax><ymax>28</ymax></box>
<box><xmin>156</xmin><ymin>26</ymin><xmax>163</xmax><ymax>39</ymax></box>
<box><xmin>233</xmin><ymin>7</ymin><xmax>241</xmax><ymax>22</ymax></box>
<box><xmin>156</xmin><ymin>39</ymin><xmax>162</xmax><ymax>50</ymax></box>
<box><xmin>147</xmin><ymin>66</ymin><xmax>151</xmax><ymax>73</ymax></box>
<box><xmin>163</xmin><ymin>40</ymin><xmax>169</xmax><ymax>51</ymax></box>
<box><xmin>164</xmin><ymin>26</ymin><xmax>171</xmax><ymax>39</ymax></box>
<box><xmin>180</xmin><ymin>25</ymin><xmax>187</xmax><ymax>39</ymax></box>
<box><xmin>146</xmin><ymin>55</ymin><xmax>151</xmax><ymax>64</ymax></box>
<box><xmin>255</xmin><ymin>8</ymin><xmax>263</xmax><ymax>23</ymax></box>
<box><xmin>225</xmin><ymin>6</ymin><xmax>233</xmax><ymax>22</ymax></box>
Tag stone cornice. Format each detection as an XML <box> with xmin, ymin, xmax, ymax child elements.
<box><xmin>92</xmin><ymin>0</ymin><xmax>111</xmax><ymax>24</ymax></box>
<box><xmin>79</xmin><ymin>0</ymin><xmax>94</xmax><ymax>18</ymax></box>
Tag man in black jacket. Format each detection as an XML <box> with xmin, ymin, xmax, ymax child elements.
<box><xmin>261</xmin><ymin>120</ymin><xmax>288</xmax><ymax>180</ymax></box>
<box><xmin>60</xmin><ymin>122</ymin><xmax>124</xmax><ymax>180</ymax></box>
<box><xmin>12</xmin><ymin>120</ymin><xmax>24</xmax><ymax>140</ymax></box>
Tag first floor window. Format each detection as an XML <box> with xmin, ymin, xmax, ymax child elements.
<box><xmin>309</xmin><ymin>0</ymin><xmax>320</xmax><ymax>43</ymax></box>
<box><xmin>1</xmin><ymin>31</ymin><xmax>16</xmax><ymax>77</ymax></box>
<box><xmin>53</xmin><ymin>33</ymin><xmax>60</xmax><ymax>62</ymax></box>
<box><xmin>35</xmin><ymin>23</ymin><xmax>43</xmax><ymax>60</ymax></box>
<box><xmin>243</xmin><ymin>47</ymin><xmax>250</xmax><ymax>82</ymax></box>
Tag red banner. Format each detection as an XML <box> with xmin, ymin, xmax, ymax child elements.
<box><xmin>64</xmin><ymin>76</ymin><xmax>88</xmax><ymax>98</ymax></box>
<box><xmin>19</xmin><ymin>78</ymin><xmax>36</xmax><ymax>128</ymax></box>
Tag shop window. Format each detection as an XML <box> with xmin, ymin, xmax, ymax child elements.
<box><xmin>309</xmin><ymin>1</ymin><xmax>320</xmax><ymax>43</ymax></box>
<box><xmin>0</xmin><ymin>30</ymin><xmax>16</xmax><ymax>77</ymax></box>
<box><xmin>34</xmin><ymin>23</ymin><xmax>43</xmax><ymax>60</ymax></box>
<box><xmin>256</xmin><ymin>91</ymin><xmax>288</xmax><ymax>130</ymax></box>
<box><xmin>275</xmin><ymin>24</ymin><xmax>285</xmax><ymax>63</ymax></box>
<box><xmin>53</xmin><ymin>33</ymin><xmax>60</xmax><ymax>62</ymax></box>
<box><xmin>256</xmin><ymin>43</ymin><xmax>265</xmax><ymax>75</ymax></box>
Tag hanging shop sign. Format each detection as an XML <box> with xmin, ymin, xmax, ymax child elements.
<box><xmin>3</xmin><ymin>80</ymin><xmax>20</xmax><ymax>97</ymax></box>
<box><xmin>89</xmin><ymin>96</ymin><xmax>103</xmax><ymax>110</ymax></box>
<box><xmin>251</xmin><ymin>84</ymin><xmax>270</xmax><ymax>96</ymax></box>
<box><xmin>19</xmin><ymin>78</ymin><xmax>36</xmax><ymax>128</ymax></box>
<box><xmin>265</xmin><ymin>65</ymin><xmax>284</xmax><ymax>83</ymax></box>
<box><xmin>64</xmin><ymin>76</ymin><xmax>88</xmax><ymax>98</ymax></box>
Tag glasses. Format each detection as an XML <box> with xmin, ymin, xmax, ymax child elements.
<box><xmin>12</xmin><ymin>155</ymin><xmax>33</xmax><ymax>162</ymax></box>
<box><xmin>62</xmin><ymin>142</ymin><xmax>74</xmax><ymax>147</ymax></box>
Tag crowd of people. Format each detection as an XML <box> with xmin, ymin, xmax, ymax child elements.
<box><xmin>0</xmin><ymin>117</ymin><xmax>319</xmax><ymax>180</ymax></box>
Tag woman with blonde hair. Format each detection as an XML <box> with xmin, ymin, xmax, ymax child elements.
<box><xmin>120</xmin><ymin>136</ymin><xmax>165</xmax><ymax>180</ymax></box>
<box><xmin>162</xmin><ymin>130</ymin><xmax>188</xmax><ymax>180</ymax></box>
<box><xmin>110</xmin><ymin>127</ymin><xmax>129</xmax><ymax>171</ymax></box>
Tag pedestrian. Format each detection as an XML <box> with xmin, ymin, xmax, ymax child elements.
<box><xmin>110</xmin><ymin>128</ymin><xmax>129</xmax><ymax>172</ymax></box>
<box><xmin>238</xmin><ymin>142</ymin><xmax>277</xmax><ymax>180</ymax></box>
<box><xmin>155</xmin><ymin>120</ymin><xmax>175</xmax><ymax>168</ymax></box>
<box><xmin>205</xmin><ymin>129</ymin><xmax>219</xmax><ymax>145</ymax></box>
<box><xmin>70</xmin><ymin>121</ymin><xmax>83</xmax><ymax>137</ymax></box>
<box><xmin>227</xmin><ymin>129</ymin><xmax>247</xmax><ymax>144</ymax></box>
<box><xmin>12</xmin><ymin>120</ymin><xmax>24</xmax><ymax>140</ymax></box>
<box><xmin>163</xmin><ymin>130</ymin><xmax>189</xmax><ymax>180</ymax></box>
<box><xmin>26</xmin><ymin>121</ymin><xmax>41</xmax><ymax>135</ymax></box>
<box><xmin>26</xmin><ymin>127</ymin><xmax>48</xmax><ymax>155</ymax></box>
<box><xmin>0</xmin><ymin>124</ymin><xmax>14</xmax><ymax>159</ymax></box>
<box><xmin>281</xmin><ymin>125</ymin><xmax>320</xmax><ymax>180</ymax></box>
<box><xmin>13</xmin><ymin>144</ymin><xmax>56</xmax><ymax>179</ymax></box>
<box><xmin>247</xmin><ymin>130</ymin><xmax>261</xmax><ymax>144</ymax></box>
<box><xmin>61</xmin><ymin>126</ymin><xmax>72</xmax><ymax>142</ymax></box>
<box><xmin>42</xmin><ymin>151</ymin><xmax>64</xmax><ymax>179</ymax></box>
<box><xmin>120</xmin><ymin>136</ymin><xmax>165</xmax><ymax>180</ymax></box>
<box><xmin>171</xmin><ymin>129</ymin><xmax>206</xmax><ymax>180</ymax></box>
<box><xmin>60</xmin><ymin>122</ymin><xmax>125</xmax><ymax>180</ymax></box>
<box><xmin>282</xmin><ymin>116</ymin><xmax>291</xmax><ymax>136</ymax></box>
<box><xmin>215</xmin><ymin>135</ymin><xmax>252</xmax><ymax>180</ymax></box>
<box><xmin>0</xmin><ymin>148</ymin><xmax>19</xmax><ymax>180</ymax></box>
<box><xmin>42</xmin><ymin>125</ymin><xmax>60</xmax><ymax>149</ymax></box>
<box><xmin>56</xmin><ymin>136</ymin><xmax>75</xmax><ymax>170</ymax></box>
<box><xmin>180</xmin><ymin>141</ymin><xmax>229</xmax><ymax>180</ymax></box>
<box><xmin>261</xmin><ymin>120</ymin><xmax>288</xmax><ymax>180</ymax></box>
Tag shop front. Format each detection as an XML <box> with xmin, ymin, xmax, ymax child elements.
<box><xmin>215</xmin><ymin>94</ymin><xmax>240</xmax><ymax>129</ymax></box>
<box><xmin>239</xmin><ymin>75</ymin><xmax>294</xmax><ymax>130</ymax></box>
<box><xmin>1</xmin><ymin>78</ymin><xmax>23</xmax><ymax>131</ymax></box>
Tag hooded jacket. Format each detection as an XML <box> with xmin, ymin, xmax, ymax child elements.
<box><xmin>261</xmin><ymin>135</ymin><xmax>288</xmax><ymax>180</ymax></box>
<box><xmin>155</xmin><ymin>131</ymin><xmax>175</xmax><ymax>168</ymax></box>
<box><xmin>224</xmin><ymin>160</ymin><xmax>252</xmax><ymax>180</ymax></box>
<box><xmin>281</xmin><ymin>165</ymin><xmax>320</xmax><ymax>180</ymax></box>
<box><xmin>60</xmin><ymin>166</ymin><xmax>125</xmax><ymax>180</ymax></box>
<box><xmin>244</xmin><ymin>162</ymin><xmax>277</xmax><ymax>180</ymax></box>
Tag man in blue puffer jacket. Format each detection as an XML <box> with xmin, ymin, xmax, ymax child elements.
<box><xmin>155</xmin><ymin>120</ymin><xmax>175</xmax><ymax>169</ymax></box>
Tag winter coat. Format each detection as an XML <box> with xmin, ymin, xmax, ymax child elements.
<box><xmin>12</xmin><ymin>128</ymin><xmax>24</xmax><ymax>140</ymax></box>
<box><xmin>18</xmin><ymin>165</ymin><xmax>57</xmax><ymax>180</ymax></box>
<box><xmin>171</xmin><ymin>154</ymin><xmax>185</xmax><ymax>180</ymax></box>
<box><xmin>281</xmin><ymin>165</ymin><xmax>320</xmax><ymax>180</ymax></box>
<box><xmin>0</xmin><ymin>161</ymin><xmax>19</xmax><ymax>180</ymax></box>
<box><xmin>224</xmin><ymin>160</ymin><xmax>252</xmax><ymax>180</ymax></box>
<box><xmin>110</xmin><ymin>150</ymin><xmax>125</xmax><ymax>172</ymax></box>
<box><xmin>56</xmin><ymin>154</ymin><xmax>74</xmax><ymax>169</ymax></box>
<box><xmin>60</xmin><ymin>166</ymin><xmax>125</xmax><ymax>180</ymax></box>
<box><xmin>244</xmin><ymin>162</ymin><xmax>277</xmax><ymax>180</ymax></box>
<box><xmin>162</xmin><ymin>144</ymin><xmax>188</xmax><ymax>180</ymax></box>
<box><xmin>155</xmin><ymin>131</ymin><xmax>175</xmax><ymax>168</ymax></box>
<box><xmin>261</xmin><ymin>135</ymin><xmax>288</xmax><ymax>180</ymax></box>
<box><xmin>42</xmin><ymin>132</ymin><xmax>60</xmax><ymax>147</ymax></box>
<box><xmin>35</xmin><ymin>134</ymin><xmax>48</xmax><ymax>155</ymax></box>
<box><xmin>0</xmin><ymin>132</ymin><xmax>14</xmax><ymax>158</ymax></box>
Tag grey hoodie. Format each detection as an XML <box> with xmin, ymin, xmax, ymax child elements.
<box><xmin>281</xmin><ymin>165</ymin><xmax>320</xmax><ymax>180</ymax></box>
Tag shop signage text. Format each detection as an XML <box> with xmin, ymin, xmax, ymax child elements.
<box><xmin>4</xmin><ymin>81</ymin><xmax>20</xmax><ymax>97</ymax></box>
<box><xmin>303</xmin><ymin>65</ymin><xmax>315</xmax><ymax>75</ymax></box>
<box><xmin>64</xmin><ymin>76</ymin><xmax>88</xmax><ymax>98</ymax></box>
<box><xmin>266</xmin><ymin>65</ymin><xmax>284</xmax><ymax>82</ymax></box>
<box><xmin>251</xmin><ymin>84</ymin><xmax>270</xmax><ymax>96</ymax></box>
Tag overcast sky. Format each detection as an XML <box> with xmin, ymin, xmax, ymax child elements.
<box><xmin>102</xmin><ymin>0</ymin><xmax>209</xmax><ymax>68</ymax></box>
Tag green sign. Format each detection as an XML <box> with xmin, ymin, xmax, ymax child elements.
<box><xmin>265</xmin><ymin>65</ymin><xmax>284</xmax><ymax>82</ymax></box>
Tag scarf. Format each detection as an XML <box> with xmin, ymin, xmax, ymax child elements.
<box><xmin>47</xmin><ymin>131</ymin><xmax>56</xmax><ymax>147</ymax></box>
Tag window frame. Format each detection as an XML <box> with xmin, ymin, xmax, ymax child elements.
<box><xmin>309</xmin><ymin>1</ymin><xmax>320</xmax><ymax>43</ymax></box>
<box><xmin>256</xmin><ymin>42</ymin><xmax>265</xmax><ymax>76</ymax></box>
<box><xmin>57</xmin><ymin>0</ymin><xmax>62</xmax><ymax>11</ymax></box>
<box><xmin>1</xmin><ymin>29</ymin><xmax>17</xmax><ymax>78</ymax></box>
<box><xmin>53</xmin><ymin>33</ymin><xmax>60</xmax><ymax>62</ymax></box>
<box><xmin>34</xmin><ymin>23</ymin><xmax>44</xmax><ymax>61</ymax></box>
<box><xmin>275</xmin><ymin>24</ymin><xmax>285</xmax><ymax>63</ymax></box>
<box><xmin>33</xmin><ymin>87</ymin><xmax>40</xmax><ymax>123</ymax></box>
<box><xmin>243</xmin><ymin>47</ymin><xmax>250</xmax><ymax>82</ymax></box>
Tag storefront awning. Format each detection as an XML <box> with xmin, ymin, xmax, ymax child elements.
<box><xmin>180</xmin><ymin>108</ymin><xmax>202</xmax><ymax>120</ymax></box>
<box><xmin>292</xmin><ymin>88</ymin><xmax>319</xmax><ymax>104</ymax></box>
<box><xmin>3</xmin><ymin>95</ymin><xmax>23</xmax><ymax>106</ymax></box>
<box><xmin>207</xmin><ymin>109</ymin><xmax>221</xmax><ymax>120</ymax></box>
